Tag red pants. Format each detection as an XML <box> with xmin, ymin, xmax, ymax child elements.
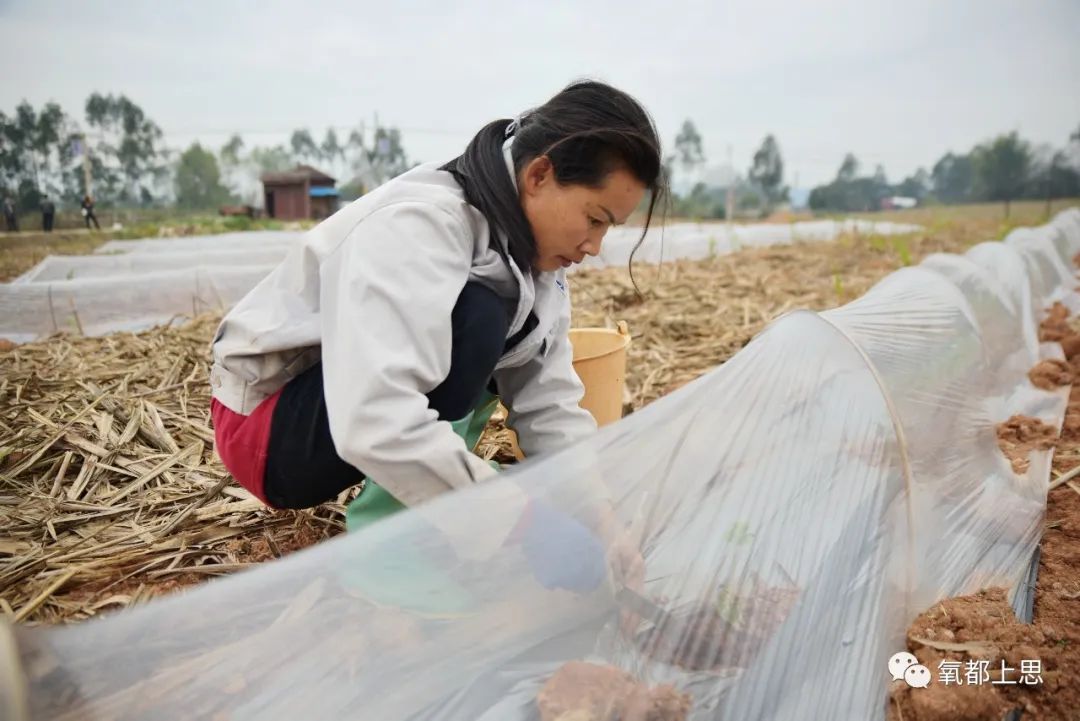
<box><xmin>210</xmin><ymin>390</ymin><xmax>281</xmax><ymax>505</ymax></box>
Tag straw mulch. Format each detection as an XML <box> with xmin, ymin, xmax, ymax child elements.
<box><xmin>1</xmin><ymin>225</ymin><xmax>980</xmax><ymax>624</ymax></box>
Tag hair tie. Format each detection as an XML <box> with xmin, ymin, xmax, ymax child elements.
<box><xmin>504</xmin><ymin>115</ymin><xmax>521</xmax><ymax>138</ymax></box>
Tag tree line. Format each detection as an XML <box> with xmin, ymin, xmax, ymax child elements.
<box><xmin>662</xmin><ymin>120</ymin><xmax>1080</xmax><ymax>219</ymax></box>
<box><xmin>0</xmin><ymin>94</ymin><xmax>414</xmax><ymax>213</ymax></box>
<box><xmin>5</xmin><ymin>93</ymin><xmax>1077</xmax><ymax>218</ymax></box>
<box><xmin>808</xmin><ymin>128</ymin><xmax>1080</xmax><ymax>215</ymax></box>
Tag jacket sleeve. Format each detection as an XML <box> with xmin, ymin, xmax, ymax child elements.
<box><xmin>318</xmin><ymin>200</ymin><xmax>500</xmax><ymax>508</ymax></box>
<box><xmin>494</xmin><ymin>289</ymin><xmax>598</xmax><ymax>458</ymax></box>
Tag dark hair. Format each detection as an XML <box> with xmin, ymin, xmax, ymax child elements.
<box><xmin>442</xmin><ymin>80</ymin><xmax>667</xmax><ymax>285</ymax></box>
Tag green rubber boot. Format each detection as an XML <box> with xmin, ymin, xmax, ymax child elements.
<box><xmin>344</xmin><ymin>390</ymin><xmax>501</xmax><ymax>531</ymax></box>
<box><xmin>340</xmin><ymin>391</ymin><xmax>503</xmax><ymax>617</ymax></box>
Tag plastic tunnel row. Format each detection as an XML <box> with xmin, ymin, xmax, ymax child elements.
<box><xmin>84</xmin><ymin>219</ymin><xmax>919</xmax><ymax>262</ymax></box>
<box><xmin>0</xmin><ymin>265</ymin><xmax>277</xmax><ymax>344</ymax></box>
<box><xmin>0</xmin><ymin>219</ymin><xmax>921</xmax><ymax>342</ymax></box>
<box><xmin>4</xmin><ymin>208</ymin><xmax>1080</xmax><ymax>720</ymax></box>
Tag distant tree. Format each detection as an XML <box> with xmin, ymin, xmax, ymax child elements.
<box><xmin>0</xmin><ymin>113</ymin><xmax>18</xmax><ymax>197</ymax></box>
<box><xmin>674</xmin><ymin>119</ymin><xmax>705</xmax><ymax>175</ymax></box>
<box><xmin>930</xmin><ymin>152</ymin><xmax>974</xmax><ymax>204</ymax></box>
<box><xmin>1064</xmin><ymin>124</ymin><xmax>1080</xmax><ymax>174</ymax></box>
<box><xmin>289</xmin><ymin>129</ymin><xmax>320</xmax><ymax>164</ymax></box>
<box><xmin>0</xmin><ymin>101</ymin><xmax>79</xmax><ymax>208</ymax></box>
<box><xmin>321</xmin><ymin>128</ymin><xmax>342</xmax><ymax>164</ymax></box>
<box><xmin>837</xmin><ymin>153</ymin><xmax>859</xmax><ymax>182</ymax></box>
<box><xmin>895</xmin><ymin>168</ymin><xmax>930</xmax><ymax>201</ymax></box>
<box><xmin>341</xmin><ymin>125</ymin><xmax>372</xmax><ymax>194</ymax></box>
<box><xmin>84</xmin><ymin>93</ymin><xmax>168</xmax><ymax>204</ymax></box>
<box><xmin>1035</xmin><ymin>149</ymin><xmax>1080</xmax><ymax>202</ymax></box>
<box><xmin>748</xmin><ymin>134</ymin><xmax>787</xmax><ymax>213</ymax></box>
<box><xmin>249</xmin><ymin>145</ymin><xmax>293</xmax><ymax>174</ymax></box>
<box><xmin>26</xmin><ymin>103</ymin><xmax>64</xmax><ymax>195</ymax></box>
<box><xmin>175</xmin><ymin>143</ymin><xmax>231</xmax><ymax>209</ymax></box>
<box><xmin>220</xmin><ymin>135</ymin><xmax>245</xmax><ymax>166</ymax></box>
<box><xmin>1050</xmin><ymin>151</ymin><xmax>1080</xmax><ymax>198</ymax></box>
<box><xmin>218</xmin><ymin>134</ymin><xmax>248</xmax><ymax>199</ymax></box>
<box><xmin>872</xmin><ymin>164</ymin><xmax>887</xmax><ymax>187</ymax></box>
<box><xmin>871</xmin><ymin>164</ymin><xmax>890</xmax><ymax>204</ymax></box>
<box><xmin>971</xmin><ymin>131</ymin><xmax>1032</xmax><ymax>217</ymax></box>
<box><xmin>807</xmin><ymin>154</ymin><xmax>888</xmax><ymax>213</ymax></box>
<box><xmin>347</xmin><ymin>127</ymin><xmax>365</xmax><ymax>154</ymax></box>
<box><xmin>807</xmin><ymin>185</ymin><xmax>828</xmax><ymax>211</ymax></box>
<box><xmin>366</xmin><ymin>126</ymin><xmax>410</xmax><ymax>184</ymax></box>
<box><xmin>0</xmin><ymin>106</ymin><xmax>35</xmax><ymax>204</ymax></box>
<box><xmin>671</xmin><ymin>181</ymin><xmax>727</xmax><ymax>219</ymax></box>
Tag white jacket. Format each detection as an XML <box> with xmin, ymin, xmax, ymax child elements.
<box><xmin>210</xmin><ymin>138</ymin><xmax>597</xmax><ymax>508</ymax></box>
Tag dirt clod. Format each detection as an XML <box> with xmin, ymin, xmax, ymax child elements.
<box><xmin>1028</xmin><ymin>359</ymin><xmax>1073</xmax><ymax>390</ymax></box>
<box><xmin>536</xmin><ymin>661</ymin><xmax>691</xmax><ymax>721</ymax></box>
<box><xmin>635</xmin><ymin>583</ymin><xmax>800</xmax><ymax>671</ymax></box>
<box><xmin>888</xmin><ymin>584</ymin><xmax>1079</xmax><ymax>721</ymax></box>
<box><xmin>996</xmin><ymin>415</ymin><xmax>1058</xmax><ymax>474</ymax></box>
<box><xmin>1038</xmin><ymin>302</ymin><xmax>1071</xmax><ymax>343</ymax></box>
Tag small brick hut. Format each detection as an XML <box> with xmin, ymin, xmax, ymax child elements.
<box><xmin>260</xmin><ymin>165</ymin><xmax>338</xmax><ymax>220</ymax></box>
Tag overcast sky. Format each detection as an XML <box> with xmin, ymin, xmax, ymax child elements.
<box><xmin>1</xmin><ymin>0</ymin><xmax>1078</xmax><ymax>188</ymax></box>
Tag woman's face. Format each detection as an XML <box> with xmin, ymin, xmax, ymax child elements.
<box><xmin>518</xmin><ymin>156</ymin><xmax>646</xmax><ymax>273</ymax></box>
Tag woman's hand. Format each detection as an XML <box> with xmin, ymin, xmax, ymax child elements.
<box><xmin>516</xmin><ymin>498</ymin><xmax>608</xmax><ymax>593</ymax></box>
<box><xmin>608</xmin><ymin>527</ymin><xmax>645</xmax><ymax>591</ymax></box>
<box><xmin>589</xmin><ymin>500</ymin><xmax>652</xmax><ymax>634</ymax></box>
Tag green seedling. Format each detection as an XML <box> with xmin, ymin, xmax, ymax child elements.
<box><xmin>892</xmin><ymin>236</ymin><xmax>913</xmax><ymax>266</ymax></box>
<box><xmin>715</xmin><ymin>585</ymin><xmax>744</xmax><ymax>625</ymax></box>
<box><xmin>724</xmin><ymin>521</ymin><xmax>754</xmax><ymax>545</ymax></box>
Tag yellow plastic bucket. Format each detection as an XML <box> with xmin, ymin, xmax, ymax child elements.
<box><xmin>568</xmin><ymin>320</ymin><xmax>632</xmax><ymax>427</ymax></box>
<box><xmin>504</xmin><ymin>321</ymin><xmax>631</xmax><ymax>459</ymax></box>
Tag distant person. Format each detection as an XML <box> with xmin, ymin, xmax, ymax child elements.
<box><xmin>3</xmin><ymin>196</ymin><xmax>17</xmax><ymax>232</ymax></box>
<box><xmin>41</xmin><ymin>196</ymin><xmax>56</xmax><ymax>232</ymax></box>
<box><xmin>81</xmin><ymin>194</ymin><xmax>100</xmax><ymax>230</ymax></box>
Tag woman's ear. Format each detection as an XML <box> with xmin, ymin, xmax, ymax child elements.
<box><xmin>521</xmin><ymin>155</ymin><xmax>553</xmax><ymax>196</ymax></box>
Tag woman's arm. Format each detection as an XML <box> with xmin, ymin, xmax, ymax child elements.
<box><xmin>494</xmin><ymin>290</ymin><xmax>598</xmax><ymax>457</ymax></box>
<box><xmin>319</xmin><ymin>200</ymin><xmax>500</xmax><ymax>507</ymax></box>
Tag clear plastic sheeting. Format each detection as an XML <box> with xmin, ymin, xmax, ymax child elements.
<box><xmin>0</xmin><ymin>266</ymin><xmax>275</xmax><ymax>343</ymax></box>
<box><xmin>13</xmin><ymin>247</ymin><xmax>291</xmax><ymax>283</ymax></box>
<box><xmin>14</xmin><ymin>247</ymin><xmax>289</xmax><ymax>284</ymax></box>
<box><xmin>964</xmin><ymin>241</ymin><xmax>1044</xmax><ymax>344</ymax></box>
<box><xmin>821</xmin><ymin>267</ymin><xmax>1060</xmax><ymax>618</ymax></box>
<box><xmin>1004</xmin><ymin>226</ymin><xmax>1078</xmax><ymax>308</ymax></box>
<box><xmin>94</xmin><ymin>230</ymin><xmax>301</xmax><ymax>255</ymax></box>
<box><xmin>578</xmin><ymin>218</ymin><xmax>922</xmax><ymax>268</ymax></box>
<box><xmin>1</xmin><ymin>230</ymin><xmax>302</xmax><ymax>341</ymax></box>
<box><xmin>6</xmin><ymin>209</ymin><xmax>1080</xmax><ymax>721</ymax></box>
<box><xmin>3</xmin><ymin>219</ymin><xmax>922</xmax><ymax>342</ymax></box>
<box><xmin>919</xmin><ymin>253</ymin><xmax>1038</xmax><ymax>396</ymax></box>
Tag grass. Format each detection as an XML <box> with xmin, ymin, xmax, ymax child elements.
<box><xmin>855</xmin><ymin>199</ymin><xmax>1080</xmax><ymax>240</ymax></box>
<box><xmin>892</xmin><ymin>236</ymin><xmax>913</xmax><ymax>266</ymax></box>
